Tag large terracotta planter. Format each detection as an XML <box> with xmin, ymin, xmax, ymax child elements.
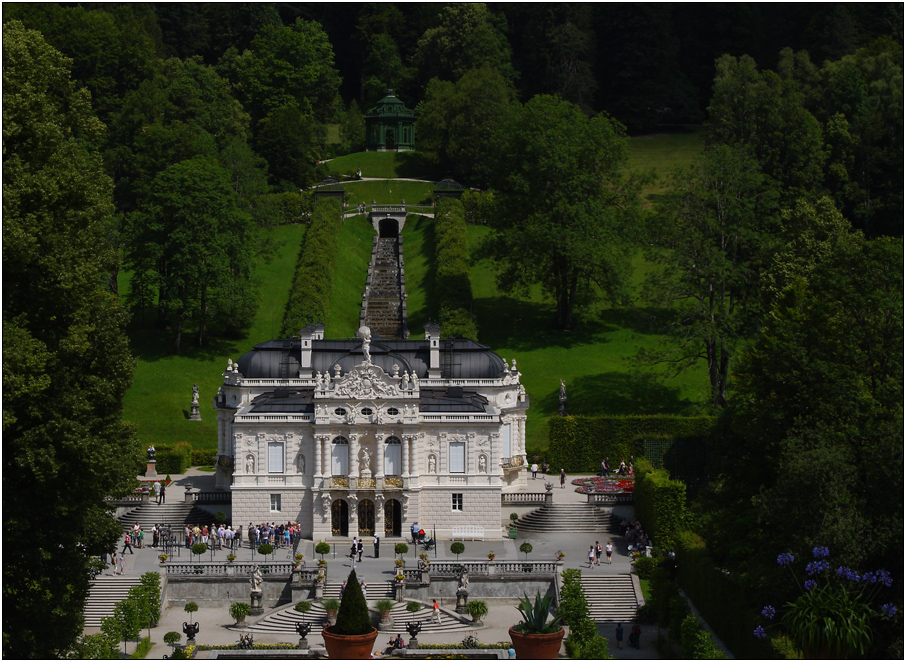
<box><xmin>321</xmin><ymin>625</ymin><xmax>379</xmax><ymax>659</ymax></box>
<box><xmin>508</xmin><ymin>626</ymin><xmax>565</xmax><ymax>660</ymax></box>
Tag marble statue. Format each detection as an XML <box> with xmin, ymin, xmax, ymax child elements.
<box><xmin>147</xmin><ymin>445</ymin><xmax>156</xmax><ymax>461</ymax></box>
<box><xmin>478</xmin><ymin>455</ymin><xmax>487</xmax><ymax>473</ymax></box>
<box><xmin>246</xmin><ymin>455</ymin><xmax>254</xmax><ymax>474</ymax></box>
<box><xmin>558</xmin><ymin>379</ymin><xmax>568</xmax><ymax>416</ymax></box>
<box><xmin>458</xmin><ymin>566</ymin><xmax>469</xmax><ymax>590</ymax></box>
<box><xmin>428</xmin><ymin>455</ymin><xmax>436</xmax><ymax>474</ymax></box>
<box><xmin>192</xmin><ymin>384</ymin><xmax>199</xmax><ymax>404</ymax></box>
<box><xmin>250</xmin><ymin>565</ymin><xmax>263</xmax><ymax>592</ymax></box>
<box><xmin>297</xmin><ymin>454</ymin><xmax>305</xmax><ymax>474</ymax></box>
<box><xmin>361</xmin><ymin>448</ymin><xmax>372</xmax><ymax>473</ymax></box>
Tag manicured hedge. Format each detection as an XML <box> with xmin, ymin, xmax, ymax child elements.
<box><xmin>281</xmin><ymin>198</ymin><xmax>342</xmax><ymax>336</ymax></box>
<box><xmin>190</xmin><ymin>449</ymin><xmax>216</xmax><ymax>466</ymax></box>
<box><xmin>547</xmin><ymin>415</ymin><xmax>715</xmax><ymax>473</ymax></box>
<box><xmin>674</xmin><ymin>530</ymin><xmax>773</xmax><ymax>660</ymax></box>
<box><xmin>251</xmin><ymin>191</ymin><xmax>313</xmax><ymax>226</ymax></box>
<box><xmin>634</xmin><ymin>467</ymin><xmax>688</xmax><ymax>549</ymax></box>
<box><xmin>434</xmin><ymin>198</ymin><xmax>478</xmax><ymax>339</ymax></box>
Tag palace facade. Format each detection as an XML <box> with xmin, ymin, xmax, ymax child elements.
<box><xmin>214</xmin><ymin>323</ymin><xmax>528</xmax><ymax>539</ymax></box>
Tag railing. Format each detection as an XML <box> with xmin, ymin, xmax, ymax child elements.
<box><xmin>384</xmin><ymin>477</ymin><xmax>403</xmax><ymax>488</ymax></box>
<box><xmin>192</xmin><ymin>491</ymin><xmax>232</xmax><ymax>504</ymax></box>
<box><xmin>421</xmin><ymin>414</ymin><xmax>498</xmax><ymax>422</ymax></box>
<box><xmin>586</xmin><ymin>492</ymin><xmax>634</xmax><ymax>505</ymax></box>
<box><xmin>234</xmin><ymin>414</ymin><xmax>312</xmax><ymax>422</ymax></box>
<box><xmin>427</xmin><ymin>561</ymin><xmax>562</xmax><ymax>578</ymax></box>
<box><xmin>164</xmin><ymin>562</ymin><xmax>295</xmax><ymax>576</ymax></box>
<box><xmin>402</xmin><ymin>568</ymin><xmax>422</xmax><ymax>582</ymax></box>
<box><xmin>106</xmin><ymin>495</ymin><xmax>144</xmax><ymax>505</ymax></box>
<box><xmin>358</xmin><ymin>478</ymin><xmax>376</xmax><ymax>489</ymax></box>
<box><xmin>330</xmin><ymin>477</ymin><xmax>349</xmax><ymax>488</ymax></box>
<box><xmin>501</xmin><ymin>493</ymin><xmax>548</xmax><ymax>505</ymax></box>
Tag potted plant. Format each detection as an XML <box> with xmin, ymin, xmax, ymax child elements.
<box><xmin>509</xmin><ymin>592</ymin><xmax>565</xmax><ymax>659</ymax></box>
<box><xmin>394</xmin><ymin>558</ymin><xmax>406</xmax><ymax>569</ymax></box>
<box><xmin>294</xmin><ymin>553</ymin><xmax>304</xmax><ymax>568</ymax></box>
<box><xmin>556</xmin><ymin>551</ymin><xmax>565</xmax><ymax>562</ymax></box>
<box><xmin>163</xmin><ymin>631</ymin><xmax>181</xmax><ymax>652</ymax></box>
<box><xmin>450</xmin><ymin>542</ymin><xmax>465</xmax><ymax>561</ymax></box>
<box><xmin>394</xmin><ymin>542</ymin><xmax>409</xmax><ymax>559</ymax></box>
<box><xmin>315</xmin><ymin>542</ymin><xmax>331</xmax><ymax>561</ymax></box>
<box><xmin>258</xmin><ymin>542</ymin><xmax>274</xmax><ymax>557</ymax></box>
<box><xmin>316</xmin><ymin>573</ymin><xmax>326</xmax><ymax>583</ymax></box>
<box><xmin>321</xmin><ymin>569</ymin><xmax>378</xmax><ymax>659</ymax></box>
<box><xmin>508</xmin><ymin>513</ymin><xmax>519</xmax><ymax>539</ymax></box>
<box><xmin>226</xmin><ymin>553</ymin><xmax>236</xmax><ymax>564</ymax></box>
<box><xmin>487</xmin><ymin>551</ymin><xmax>496</xmax><ymax>561</ymax></box>
<box><xmin>395</xmin><ymin>573</ymin><xmax>406</xmax><ymax>583</ymax></box>
<box><xmin>230</xmin><ymin>601</ymin><xmax>252</xmax><ymax>625</ymax></box>
<box><xmin>376</xmin><ymin>598</ymin><xmax>395</xmax><ymax>625</ymax></box>
<box><xmin>322</xmin><ymin>598</ymin><xmax>341</xmax><ymax>626</ymax></box>
<box><xmin>159</xmin><ymin>553</ymin><xmax>169</xmax><ymax>564</ymax></box>
<box><xmin>467</xmin><ymin>600</ymin><xmax>489</xmax><ymax>626</ymax></box>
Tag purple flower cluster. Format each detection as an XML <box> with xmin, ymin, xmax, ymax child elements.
<box><xmin>776</xmin><ymin>553</ymin><xmax>795</xmax><ymax>566</ymax></box>
<box><xmin>804</xmin><ymin>579</ymin><xmax>818</xmax><ymax>591</ymax></box>
<box><xmin>836</xmin><ymin>566</ymin><xmax>860</xmax><ymax>582</ymax></box>
<box><xmin>806</xmin><ymin>560</ymin><xmax>830</xmax><ymax>575</ymax></box>
<box><xmin>873</xmin><ymin>569</ymin><xmax>893</xmax><ymax>588</ymax></box>
<box><xmin>761</xmin><ymin>605</ymin><xmax>775</xmax><ymax>620</ymax></box>
<box><xmin>812</xmin><ymin>546</ymin><xmax>830</xmax><ymax>558</ymax></box>
<box><xmin>882</xmin><ymin>604</ymin><xmax>897</xmax><ymax>619</ymax></box>
<box><xmin>753</xmin><ymin>625</ymin><xmax>766</xmax><ymax>639</ymax></box>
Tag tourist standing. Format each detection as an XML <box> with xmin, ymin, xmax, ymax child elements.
<box><xmin>595</xmin><ymin>541</ymin><xmax>602</xmax><ymax>566</ymax></box>
<box><xmin>152</xmin><ymin>481</ymin><xmax>161</xmax><ymax>504</ymax></box>
<box><xmin>159</xmin><ymin>481</ymin><xmax>166</xmax><ymax>504</ymax></box>
<box><xmin>110</xmin><ymin>552</ymin><xmax>118</xmax><ymax>575</ymax></box>
<box><xmin>411</xmin><ymin>522</ymin><xmax>420</xmax><ymax>544</ymax></box>
<box><xmin>587</xmin><ymin>546</ymin><xmax>595</xmax><ymax>568</ymax></box>
<box><xmin>560</xmin><ymin>468</ymin><xmax>566</xmax><ymax>488</ymax></box>
<box><xmin>373</xmin><ymin>534</ymin><xmax>380</xmax><ymax>558</ymax></box>
<box><xmin>118</xmin><ymin>553</ymin><xmax>127</xmax><ymax>575</ymax></box>
<box><xmin>615</xmin><ymin>623</ymin><xmax>624</xmax><ymax>649</ymax></box>
<box><xmin>606</xmin><ymin>540</ymin><xmax>613</xmax><ymax>564</ymax></box>
<box><xmin>531</xmin><ymin>463</ymin><xmax>538</xmax><ymax>479</ymax></box>
<box><xmin>357</xmin><ymin>538</ymin><xmax>364</xmax><ymax>562</ymax></box>
<box><xmin>122</xmin><ymin>532</ymin><xmax>134</xmax><ymax>555</ymax></box>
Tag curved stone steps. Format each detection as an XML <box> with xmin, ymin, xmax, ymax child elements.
<box><xmin>515</xmin><ymin>503</ymin><xmax>621</xmax><ymax>533</ymax></box>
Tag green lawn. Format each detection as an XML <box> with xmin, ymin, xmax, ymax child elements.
<box><xmin>324</xmin><ymin>214</ymin><xmax>374</xmax><ymax>338</ymax></box>
<box><xmin>121</xmin><ymin>224</ymin><xmax>306</xmax><ymax>449</ymax></box>
<box><xmin>326</xmin><ymin>151</ymin><xmax>435</xmax><ymax>180</ymax></box>
<box><xmin>341</xmin><ymin>179</ymin><xmax>435</xmax><ymax>206</ymax></box>
<box><xmin>397</xmin><ymin>214</ymin><xmax>436</xmax><ymax>333</ymax></box>
<box><xmin>627</xmin><ymin>128</ymin><xmax>705</xmax><ymax>199</ymax></box>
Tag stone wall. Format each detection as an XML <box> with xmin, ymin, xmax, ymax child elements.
<box><xmin>165</xmin><ymin>575</ymin><xmax>292</xmax><ymax>609</ymax></box>
<box><xmin>418</xmin><ymin>486</ymin><xmax>502</xmax><ymax>539</ymax></box>
<box><xmin>406</xmin><ymin>575</ymin><xmax>557</xmax><ymax>602</ymax></box>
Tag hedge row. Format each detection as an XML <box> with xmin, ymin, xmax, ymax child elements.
<box><xmin>674</xmin><ymin>530</ymin><xmax>774</xmax><ymax>659</ymax></box>
<box><xmin>251</xmin><ymin>191</ymin><xmax>313</xmax><ymax>226</ymax></box>
<box><xmin>634</xmin><ymin>466</ymin><xmax>688</xmax><ymax>549</ymax></box>
<box><xmin>281</xmin><ymin>198</ymin><xmax>342</xmax><ymax>337</ymax></box>
<box><xmin>434</xmin><ymin>198</ymin><xmax>478</xmax><ymax>340</ymax></box>
<box><xmin>147</xmin><ymin>444</ymin><xmax>215</xmax><ymax>474</ymax></box>
<box><xmin>546</xmin><ymin>415</ymin><xmax>715</xmax><ymax>473</ymax></box>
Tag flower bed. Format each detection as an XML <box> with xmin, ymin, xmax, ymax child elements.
<box><xmin>571</xmin><ymin>476</ymin><xmax>635</xmax><ymax>494</ymax></box>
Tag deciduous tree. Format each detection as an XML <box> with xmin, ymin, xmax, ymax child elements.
<box><xmin>3</xmin><ymin>21</ymin><xmax>141</xmax><ymax>659</ymax></box>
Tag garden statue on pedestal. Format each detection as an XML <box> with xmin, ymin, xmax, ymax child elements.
<box><xmin>455</xmin><ymin>566</ymin><xmax>470</xmax><ymax>614</ymax></box>
<box><xmin>249</xmin><ymin>565</ymin><xmax>264</xmax><ymax>615</ymax></box>
<box><xmin>558</xmin><ymin>380</ymin><xmax>567</xmax><ymax>416</ymax></box>
<box><xmin>146</xmin><ymin>445</ymin><xmax>158</xmax><ymax>478</ymax></box>
<box><xmin>189</xmin><ymin>383</ymin><xmax>202</xmax><ymax>421</ymax></box>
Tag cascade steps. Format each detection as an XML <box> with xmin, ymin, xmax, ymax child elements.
<box><xmin>579</xmin><ymin>574</ymin><xmax>639</xmax><ymax>623</ymax></box>
<box><xmin>515</xmin><ymin>503</ymin><xmax>621</xmax><ymax>533</ymax></box>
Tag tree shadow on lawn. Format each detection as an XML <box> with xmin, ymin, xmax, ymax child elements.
<box><xmin>535</xmin><ymin>371</ymin><xmax>697</xmax><ymax>417</ymax></box>
<box><xmin>126</xmin><ymin>317</ymin><xmax>249</xmax><ymax>364</ymax></box>
<box><xmin>394</xmin><ymin>152</ymin><xmax>442</xmax><ymax>180</ymax></box>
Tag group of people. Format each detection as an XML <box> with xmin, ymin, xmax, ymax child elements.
<box><xmin>410</xmin><ymin>522</ymin><xmax>433</xmax><ymax>549</ymax></box>
<box><xmin>614</xmin><ymin>622</ymin><xmax>643</xmax><ymax>650</ymax></box>
<box><xmin>619</xmin><ymin>516</ymin><xmax>650</xmax><ymax>553</ymax></box>
<box><xmin>345</xmin><ymin>536</ymin><xmax>380</xmax><ymax>562</ymax></box>
<box><xmin>586</xmin><ymin>540</ymin><xmax>614</xmax><ymax>567</ymax></box>
<box><xmin>529</xmin><ymin>461</ymin><xmax>550</xmax><ymax>479</ymax></box>
<box><xmin>150</xmin><ymin>480</ymin><xmax>166</xmax><ymax>504</ymax></box>
<box><xmin>382</xmin><ymin>634</ymin><xmax>405</xmax><ymax>654</ymax></box>
<box><xmin>599</xmin><ymin>457</ymin><xmax>633</xmax><ymax>477</ymax></box>
<box><xmin>243</xmin><ymin>521</ymin><xmax>303</xmax><ymax>551</ymax></box>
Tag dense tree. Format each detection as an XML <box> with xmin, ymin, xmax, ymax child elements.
<box><xmin>126</xmin><ymin>157</ymin><xmax>258</xmax><ymax>351</ymax></box>
<box><xmin>414</xmin><ymin>3</ymin><xmax>516</xmax><ymax>86</ymax></box>
<box><xmin>643</xmin><ymin>145</ymin><xmax>780</xmax><ymax>407</ymax></box>
<box><xmin>339</xmin><ymin>99</ymin><xmax>366</xmax><ymax>156</ymax></box>
<box><xmin>361</xmin><ymin>32</ymin><xmax>414</xmax><ymax>107</ymax></box>
<box><xmin>485</xmin><ymin>95</ymin><xmax>644</xmax><ymax>329</ymax></box>
<box><xmin>254</xmin><ymin>103</ymin><xmax>325</xmax><ymax>189</ymax></box>
<box><xmin>704</xmin><ymin>202</ymin><xmax>902</xmax><ymax>593</ymax></box>
<box><xmin>706</xmin><ymin>54</ymin><xmax>825</xmax><ymax>203</ymax></box>
<box><xmin>3</xmin><ymin>21</ymin><xmax>141</xmax><ymax>658</ymax></box>
<box><xmin>415</xmin><ymin>67</ymin><xmax>518</xmax><ymax>188</ymax></box>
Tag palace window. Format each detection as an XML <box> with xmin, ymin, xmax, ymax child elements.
<box><xmin>384</xmin><ymin>437</ymin><xmax>401</xmax><ymax>475</ymax></box>
<box><xmin>387</xmin><ymin>407</ymin><xmax>399</xmax><ymax>416</ymax></box>
<box><xmin>270</xmin><ymin>494</ymin><xmax>281</xmax><ymax>512</ymax></box>
<box><xmin>449</xmin><ymin>442</ymin><xmax>465</xmax><ymax>473</ymax></box>
<box><xmin>361</xmin><ymin>407</ymin><xmax>373</xmax><ymax>416</ymax></box>
<box><xmin>452</xmin><ymin>493</ymin><xmax>463</xmax><ymax>511</ymax></box>
<box><xmin>268</xmin><ymin>442</ymin><xmax>284</xmax><ymax>473</ymax></box>
<box><xmin>332</xmin><ymin>437</ymin><xmax>349</xmax><ymax>475</ymax></box>
<box><xmin>334</xmin><ymin>407</ymin><xmax>347</xmax><ymax>416</ymax></box>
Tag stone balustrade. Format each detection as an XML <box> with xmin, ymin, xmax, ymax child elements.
<box><xmin>427</xmin><ymin>560</ymin><xmax>562</xmax><ymax>578</ymax></box>
<box><xmin>501</xmin><ymin>492</ymin><xmax>549</xmax><ymax>505</ymax></box>
<box><xmin>586</xmin><ymin>492</ymin><xmax>634</xmax><ymax>505</ymax></box>
<box><xmin>163</xmin><ymin>561</ymin><xmax>296</xmax><ymax>576</ymax></box>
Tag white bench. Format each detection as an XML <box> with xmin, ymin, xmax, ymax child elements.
<box><xmin>452</xmin><ymin>525</ymin><xmax>485</xmax><ymax>541</ymax></box>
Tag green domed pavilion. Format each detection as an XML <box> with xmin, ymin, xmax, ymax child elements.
<box><xmin>365</xmin><ymin>89</ymin><xmax>416</xmax><ymax>151</ymax></box>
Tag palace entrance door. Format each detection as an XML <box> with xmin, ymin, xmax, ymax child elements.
<box><xmin>358</xmin><ymin>499</ymin><xmax>375</xmax><ymax>536</ymax></box>
<box><xmin>331</xmin><ymin>499</ymin><xmax>349</xmax><ymax>537</ymax></box>
<box><xmin>384</xmin><ymin>499</ymin><xmax>401</xmax><ymax>537</ymax></box>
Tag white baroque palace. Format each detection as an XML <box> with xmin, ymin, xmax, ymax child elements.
<box><xmin>214</xmin><ymin>323</ymin><xmax>528</xmax><ymax>539</ymax></box>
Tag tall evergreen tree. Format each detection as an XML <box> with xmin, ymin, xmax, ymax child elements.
<box><xmin>3</xmin><ymin>21</ymin><xmax>142</xmax><ymax>658</ymax></box>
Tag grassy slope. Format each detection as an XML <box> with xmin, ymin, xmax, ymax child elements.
<box><xmin>323</xmin><ymin>214</ymin><xmax>374</xmax><ymax>338</ymax></box>
<box><xmin>629</xmin><ymin>128</ymin><xmax>705</xmax><ymax>198</ymax></box>
<box><xmin>121</xmin><ymin>224</ymin><xmax>305</xmax><ymax>449</ymax></box>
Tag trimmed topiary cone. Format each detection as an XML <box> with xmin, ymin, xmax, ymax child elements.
<box><xmin>322</xmin><ymin>569</ymin><xmax>378</xmax><ymax>659</ymax></box>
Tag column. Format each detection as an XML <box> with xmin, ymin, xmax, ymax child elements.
<box><xmin>315</xmin><ymin>435</ymin><xmax>323</xmax><ymax>478</ymax></box>
<box><xmin>402</xmin><ymin>435</ymin><xmax>410</xmax><ymax>477</ymax></box>
<box><xmin>409</xmin><ymin>436</ymin><xmax>416</xmax><ymax>476</ymax></box>
<box><xmin>376</xmin><ymin>434</ymin><xmax>385</xmax><ymax>479</ymax></box>
<box><xmin>349</xmin><ymin>434</ymin><xmax>359</xmax><ymax>477</ymax></box>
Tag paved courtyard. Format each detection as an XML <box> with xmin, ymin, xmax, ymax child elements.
<box><xmin>93</xmin><ymin>469</ymin><xmax>661</xmax><ymax>658</ymax></box>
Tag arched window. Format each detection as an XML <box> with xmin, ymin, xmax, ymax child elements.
<box><xmin>331</xmin><ymin>436</ymin><xmax>349</xmax><ymax>475</ymax></box>
<box><xmin>384</xmin><ymin>436</ymin><xmax>401</xmax><ymax>475</ymax></box>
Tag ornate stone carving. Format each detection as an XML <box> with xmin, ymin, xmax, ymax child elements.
<box><xmin>331</xmin><ymin>477</ymin><xmax>349</xmax><ymax>488</ymax></box>
<box><xmin>385</xmin><ymin>477</ymin><xmax>403</xmax><ymax>488</ymax></box>
<box><xmin>245</xmin><ymin>454</ymin><xmax>255</xmax><ymax>474</ymax></box>
<box><xmin>478</xmin><ymin>455</ymin><xmax>488</xmax><ymax>473</ymax></box>
<box><xmin>333</xmin><ymin>364</ymin><xmax>399</xmax><ymax>400</ymax></box>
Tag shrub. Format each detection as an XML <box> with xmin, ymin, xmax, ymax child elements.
<box><xmin>164</xmin><ymin>632</ymin><xmax>181</xmax><ymax>647</ymax></box>
<box><xmin>634</xmin><ymin>468</ymin><xmax>688</xmax><ymax>548</ymax></box>
<box><xmin>322</xmin><ymin>598</ymin><xmax>341</xmax><ymax>614</ymax></box>
<box><xmin>214</xmin><ymin>511</ymin><xmax>226</xmax><ymax>524</ymax></box>
<box><xmin>333</xmin><ymin>569</ymin><xmax>372</xmax><ymax>636</ymax></box>
<box><xmin>394</xmin><ymin>542</ymin><xmax>409</xmax><ymax>557</ymax></box>
<box><xmin>315</xmin><ymin>542</ymin><xmax>331</xmax><ymax>559</ymax></box>
<box><xmin>191</xmin><ymin>543</ymin><xmax>208</xmax><ymax>557</ymax></box>
<box><xmin>191</xmin><ymin>449</ymin><xmax>215</xmax><ymax>466</ymax></box>
<box><xmin>513</xmin><ymin>592</ymin><xmax>562</xmax><ymax>634</ymax></box>
<box><xmin>129</xmin><ymin>636</ymin><xmax>153</xmax><ymax>659</ymax></box>
<box><xmin>184</xmin><ymin>602</ymin><xmax>198</xmax><ymax>615</ymax></box>
<box><xmin>257</xmin><ymin>543</ymin><xmax>274</xmax><ymax>556</ymax></box>
<box><xmin>680</xmin><ymin>613</ymin><xmax>703</xmax><ymax>659</ymax></box>
<box><xmin>632</xmin><ymin>556</ymin><xmax>661</xmax><ymax>580</ymax></box>
<box><xmin>230</xmin><ymin>602</ymin><xmax>252</xmax><ymax>624</ymax></box>
<box><xmin>295</xmin><ymin>601</ymin><xmax>313</xmax><ymax>614</ymax></box>
<box><xmin>547</xmin><ymin>415</ymin><xmax>715</xmax><ymax>473</ymax></box>
<box><xmin>281</xmin><ymin>198</ymin><xmax>342</xmax><ymax>336</ymax></box>
<box><xmin>450</xmin><ymin>542</ymin><xmax>465</xmax><ymax>560</ymax></box>
<box><xmin>406</xmin><ymin>602</ymin><xmax>422</xmax><ymax>613</ymax></box>
<box><xmin>155</xmin><ymin>449</ymin><xmax>187</xmax><ymax>474</ymax></box>
<box><xmin>519</xmin><ymin>542</ymin><xmax>533</xmax><ymax>560</ymax></box>
<box><xmin>434</xmin><ymin>198</ymin><xmax>477</xmax><ymax>339</ymax></box>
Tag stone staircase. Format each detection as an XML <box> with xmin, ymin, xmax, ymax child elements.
<box><xmin>246</xmin><ymin>597</ymin><xmax>473</xmax><ymax>636</ymax></box>
<box><xmin>84</xmin><ymin>576</ymin><xmax>144</xmax><ymax>628</ymax></box>
<box><xmin>117</xmin><ymin>503</ymin><xmax>213</xmax><ymax>533</ymax></box>
<box><xmin>361</xmin><ymin>236</ymin><xmax>408</xmax><ymax>339</ymax></box>
<box><xmin>515</xmin><ymin>503</ymin><xmax>621</xmax><ymax>533</ymax></box>
<box><xmin>579</xmin><ymin>574</ymin><xmax>639</xmax><ymax>623</ymax></box>
<box><xmin>322</xmin><ymin>580</ymin><xmax>396</xmax><ymax>600</ymax></box>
